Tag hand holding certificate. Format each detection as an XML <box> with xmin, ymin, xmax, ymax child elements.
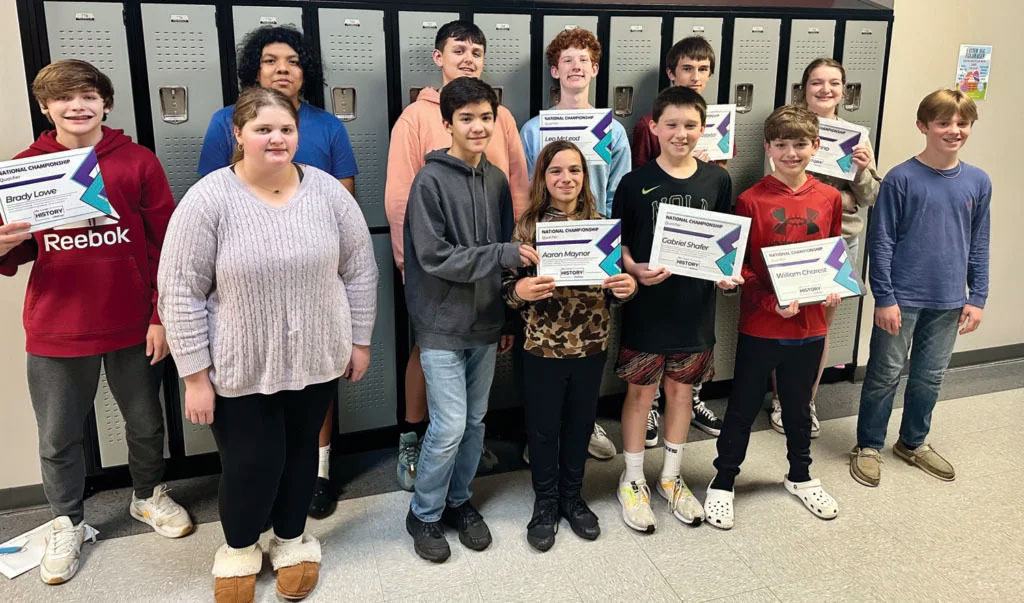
<box><xmin>694</xmin><ymin>104</ymin><xmax>736</xmax><ymax>161</ymax></box>
<box><xmin>0</xmin><ymin>147</ymin><xmax>118</xmax><ymax>232</ymax></box>
<box><xmin>536</xmin><ymin>219</ymin><xmax>622</xmax><ymax>286</ymax></box>
<box><xmin>649</xmin><ymin>204</ymin><xmax>751</xmax><ymax>283</ymax></box>
<box><xmin>807</xmin><ymin>118</ymin><xmax>871</xmax><ymax>181</ymax></box>
<box><xmin>761</xmin><ymin>237</ymin><xmax>865</xmax><ymax>306</ymax></box>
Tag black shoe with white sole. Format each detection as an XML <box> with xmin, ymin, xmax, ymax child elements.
<box><xmin>691</xmin><ymin>399</ymin><xmax>723</xmax><ymax>437</ymax></box>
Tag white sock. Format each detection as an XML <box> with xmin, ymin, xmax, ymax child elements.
<box><xmin>660</xmin><ymin>440</ymin><xmax>683</xmax><ymax>481</ymax></box>
<box><xmin>622</xmin><ymin>450</ymin><xmax>645</xmax><ymax>484</ymax></box>
<box><xmin>227</xmin><ymin>543</ymin><xmax>258</xmax><ymax>554</ymax></box>
<box><xmin>317</xmin><ymin>445</ymin><xmax>331</xmax><ymax>480</ymax></box>
<box><xmin>274</xmin><ymin>533</ymin><xmax>302</xmax><ymax>545</ymax></box>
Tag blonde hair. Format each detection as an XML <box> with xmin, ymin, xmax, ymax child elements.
<box><xmin>514</xmin><ymin>141</ymin><xmax>600</xmax><ymax>245</ymax></box>
<box><xmin>917</xmin><ymin>89</ymin><xmax>978</xmax><ymax>124</ymax></box>
<box><xmin>764</xmin><ymin>105</ymin><xmax>818</xmax><ymax>142</ymax></box>
<box><xmin>230</xmin><ymin>86</ymin><xmax>299</xmax><ymax>163</ymax></box>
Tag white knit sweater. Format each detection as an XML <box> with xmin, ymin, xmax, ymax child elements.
<box><xmin>157</xmin><ymin>165</ymin><xmax>377</xmax><ymax>397</ymax></box>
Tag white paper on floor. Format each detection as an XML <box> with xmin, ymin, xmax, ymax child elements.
<box><xmin>0</xmin><ymin>521</ymin><xmax>99</xmax><ymax>579</ymax></box>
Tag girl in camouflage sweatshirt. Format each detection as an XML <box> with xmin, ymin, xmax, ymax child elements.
<box><xmin>502</xmin><ymin>140</ymin><xmax>636</xmax><ymax>552</ymax></box>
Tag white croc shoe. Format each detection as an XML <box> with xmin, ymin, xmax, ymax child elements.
<box><xmin>784</xmin><ymin>476</ymin><xmax>838</xmax><ymax>520</ymax></box>
<box><xmin>703</xmin><ymin>480</ymin><xmax>734</xmax><ymax>530</ymax></box>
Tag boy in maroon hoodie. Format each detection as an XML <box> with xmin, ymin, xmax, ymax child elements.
<box><xmin>704</xmin><ymin>106</ymin><xmax>842</xmax><ymax>530</ymax></box>
<box><xmin>0</xmin><ymin>60</ymin><xmax>193</xmax><ymax>585</ymax></box>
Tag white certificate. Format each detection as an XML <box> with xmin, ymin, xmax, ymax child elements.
<box><xmin>807</xmin><ymin>118</ymin><xmax>870</xmax><ymax>182</ymax></box>
<box><xmin>0</xmin><ymin>147</ymin><xmax>119</xmax><ymax>232</ymax></box>
<box><xmin>695</xmin><ymin>104</ymin><xmax>736</xmax><ymax>161</ymax></box>
<box><xmin>649</xmin><ymin>204</ymin><xmax>751</xmax><ymax>281</ymax></box>
<box><xmin>539</xmin><ymin>109</ymin><xmax>614</xmax><ymax>165</ymax></box>
<box><xmin>536</xmin><ymin>219</ymin><xmax>621</xmax><ymax>286</ymax></box>
<box><xmin>762</xmin><ymin>237</ymin><xmax>865</xmax><ymax>306</ymax></box>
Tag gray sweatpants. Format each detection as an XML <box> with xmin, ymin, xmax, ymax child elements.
<box><xmin>28</xmin><ymin>343</ymin><xmax>166</xmax><ymax>524</ymax></box>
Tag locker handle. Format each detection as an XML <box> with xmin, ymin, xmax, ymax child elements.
<box><xmin>843</xmin><ymin>83</ymin><xmax>862</xmax><ymax>112</ymax></box>
<box><xmin>331</xmin><ymin>87</ymin><xmax>356</xmax><ymax>121</ymax></box>
<box><xmin>791</xmin><ymin>83</ymin><xmax>803</xmax><ymax>105</ymax></box>
<box><xmin>492</xmin><ymin>86</ymin><xmax>504</xmax><ymax>106</ymax></box>
<box><xmin>409</xmin><ymin>87</ymin><xmax>423</xmax><ymax>104</ymax></box>
<box><xmin>159</xmin><ymin>86</ymin><xmax>188</xmax><ymax>124</ymax></box>
<box><xmin>613</xmin><ymin>86</ymin><xmax>634</xmax><ymax>117</ymax></box>
<box><xmin>549</xmin><ymin>86</ymin><xmax>560</xmax><ymax>108</ymax></box>
<box><xmin>735</xmin><ymin>83</ymin><xmax>754</xmax><ymax>114</ymax></box>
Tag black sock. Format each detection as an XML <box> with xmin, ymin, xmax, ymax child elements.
<box><xmin>401</xmin><ymin>419</ymin><xmax>427</xmax><ymax>438</ymax></box>
<box><xmin>902</xmin><ymin>441</ymin><xmax>919</xmax><ymax>451</ymax></box>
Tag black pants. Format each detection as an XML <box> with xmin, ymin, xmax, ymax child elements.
<box><xmin>210</xmin><ymin>379</ymin><xmax>336</xmax><ymax>548</ymax></box>
<box><xmin>712</xmin><ymin>335</ymin><xmax>823</xmax><ymax>491</ymax></box>
<box><xmin>522</xmin><ymin>351</ymin><xmax>606</xmax><ymax>503</ymax></box>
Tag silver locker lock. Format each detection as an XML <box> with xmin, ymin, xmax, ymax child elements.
<box><xmin>791</xmin><ymin>83</ymin><xmax>803</xmax><ymax>104</ymax></box>
<box><xmin>843</xmin><ymin>83</ymin><xmax>862</xmax><ymax>112</ymax></box>
<box><xmin>331</xmin><ymin>87</ymin><xmax>356</xmax><ymax>121</ymax></box>
<box><xmin>613</xmin><ymin>86</ymin><xmax>634</xmax><ymax>117</ymax></box>
<box><xmin>409</xmin><ymin>87</ymin><xmax>423</xmax><ymax>105</ymax></box>
<box><xmin>492</xmin><ymin>86</ymin><xmax>504</xmax><ymax>106</ymax></box>
<box><xmin>735</xmin><ymin>83</ymin><xmax>754</xmax><ymax>114</ymax></box>
<box><xmin>549</xmin><ymin>86</ymin><xmax>561</xmax><ymax>108</ymax></box>
<box><xmin>159</xmin><ymin>86</ymin><xmax>188</xmax><ymax>124</ymax></box>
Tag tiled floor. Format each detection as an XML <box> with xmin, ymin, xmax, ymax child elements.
<box><xmin>2</xmin><ymin>388</ymin><xmax>1022</xmax><ymax>602</ymax></box>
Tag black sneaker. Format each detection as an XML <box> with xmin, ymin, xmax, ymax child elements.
<box><xmin>645</xmin><ymin>407</ymin><xmax>660</xmax><ymax>448</ymax></box>
<box><xmin>405</xmin><ymin>509</ymin><xmax>451</xmax><ymax>563</ymax></box>
<box><xmin>308</xmin><ymin>477</ymin><xmax>337</xmax><ymax>519</ymax></box>
<box><xmin>526</xmin><ymin>499</ymin><xmax>559</xmax><ymax>552</ymax></box>
<box><xmin>691</xmin><ymin>398</ymin><xmax>723</xmax><ymax>437</ymax></box>
<box><xmin>560</xmin><ymin>496</ymin><xmax>600</xmax><ymax>541</ymax></box>
<box><xmin>440</xmin><ymin>501</ymin><xmax>492</xmax><ymax>551</ymax></box>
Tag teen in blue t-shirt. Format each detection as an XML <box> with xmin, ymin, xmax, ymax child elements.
<box><xmin>197</xmin><ymin>26</ymin><xmax>357</xmax><ymax>193</ymax></box>
<box><xmin>195</xmin><ymin>26</ymin><xmax>357</xmax><ymax>521</ymax></box>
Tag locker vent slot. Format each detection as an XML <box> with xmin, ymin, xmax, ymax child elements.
<box><xmin>54</xmin><ymin>29</ymin><xmax>117</xmax><ymax>68</ymax></box>
<box><xmin>325</xmin><ymin>33</ymin><xmax>377</xmax><ymax>73</ymax></box>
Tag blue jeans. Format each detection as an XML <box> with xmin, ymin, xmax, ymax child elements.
<box><xmin>857</xmin><ymin>307</ymin><xmax>960</xmax><ymax>450</ymax></box>
<box><xmin>411</xmin><ymin>344</ymin><xmax>497</xmax><ymax>522</ymax></box>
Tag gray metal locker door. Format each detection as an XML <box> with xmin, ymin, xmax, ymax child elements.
<box><xmin>232</xmin><ymin>5</ymin><xmax>303</xmax><ymax>46</ymax></box>
<box><xmin>712</xmin><ymin>291</ymin><xmax>742</xmax><ymax>381</ymax></box>
<box><xmin>599</xmin><ymin>306</ymin><xmax>626</xmax><ymax>396</ymax></box>
<box><xmin>94</xmin><ymin>366</ymin><xmax>171</xmax><ymax>468</ymax></box>
<box><xmin>338</xmin><ymin>233</ymin><xmax>397</xmax><ymax>433</ymax></box>
<box><xmin>43</xmin><ymin>3</ymin><xmax>137</xmax><ymax>140</ymax></box>
<box><xmin>831</xmin><ymin>21</ymin><xmax>888</xmax><ymax>368</ymax></box>
<box><xmin>671</xmin><ymin>18</ymin><xmax>724</xmax><ymax>103</ymax></box>
<box><xmin>785</xmin><ymin>20</ymin><xmax>836</xmax><ymax>105</ymax></box>
<box><xmin>177</xmin><ymin>379</ymin><xmax>217</xmax><ymax>456</ymax></box>
<box><xmin>397</xmin><ymin>11</ymin><xmax>459</xmax><ymax>108</ymax></box>
<box><xmin>474</xmin><ymin>13</ymin><xmax>532</xmax><ymax>128</ymax></box>
<box><xmin>607</xmin><ymin>16</ymin><xmax>662</xmax><ymax>143</ymax></box>
<box><xmin>319</xmin><ymin>9</ymin><xmax>388</xmax><ymax>228</ymax></box>
<box><xmin>727</xmin><ymin>18</ymin><xmax>781</xmax><ymax>198</ymax></box>
<box><xmin>140</xmin><ymin>4</ymin><xmax>224</xmax><ymax>203</ymax></box>
<box><xmin>488</xmin><ymin>349</ymin><xmax>519</xmax><ymax>410</ymax></box>
<box><xmin>841</xmin><ymin>21</ymin><xmax>887</xmax><ymax>148</ymax></box>
<box><xmin>541</xmin><ymin>16</ymin><xmax>599</xmax><ymax>108</ymax></box>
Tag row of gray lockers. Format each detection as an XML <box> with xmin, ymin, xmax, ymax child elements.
<box><xmin>29</xmin><ymin>1</ymin><xmax>890</xmax><ymax>467</ymax></box>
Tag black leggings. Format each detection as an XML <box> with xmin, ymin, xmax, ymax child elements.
<box><xmin>712</xmin><ymin>335</ymin><xmax>823</xmax><ymax>491</ymax></box>
<box><xmin>210</xmin><ymin>379</ymin><xmax>336</xmax><ymax>548</ymax></box>
<box><xmin>522</xmin><ymin>351</ymin><xmax>606</xmax><ymax>503</ymax></box>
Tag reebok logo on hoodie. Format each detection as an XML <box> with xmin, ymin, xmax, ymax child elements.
<box><xmin>43</xmin><ymin>226</ymin><xmax>130</xmax><ymax>251</ymax></box>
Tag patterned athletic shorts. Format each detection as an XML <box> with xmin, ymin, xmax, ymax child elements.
<box><xmin>615</xmin><ymin>347</ymin><xmax>714</xmax><ymax>386</ymax></box>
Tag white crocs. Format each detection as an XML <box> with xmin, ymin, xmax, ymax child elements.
<box><xmin>703</xmin><ymin>480</ymin><xmax>734</xmax><ymax>530</ymax></box>
<box><xmin>784</xmin><ymin>476</ymin><xmax>838</xmax><ymax>520</ymax></box>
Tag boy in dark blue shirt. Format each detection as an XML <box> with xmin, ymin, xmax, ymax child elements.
<box><xmin>851</xmin><ymin>89</ymin><xmax>991</xmax><ymax>488</ymax></box>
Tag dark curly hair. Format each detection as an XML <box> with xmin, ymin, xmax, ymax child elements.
<box><xmin>236</xmin><ymin>25</ymin><xmax>323</xmax><ymax>100</ymax></box>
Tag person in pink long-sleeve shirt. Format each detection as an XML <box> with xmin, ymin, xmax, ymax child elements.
<box><xmin>385</xmin><ymin>21</ymin><xmax>529</xmax><ymax>490</ymax></box>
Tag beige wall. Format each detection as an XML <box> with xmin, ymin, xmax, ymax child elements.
<box><xmin>0</xmin><ymin>1</ymin><xmax>43</xmax><ymax>490</ymax></box>
<box><xmin>0</xmin><ymin>0</ymin><xmax>1021</xmax><ymax>491</ymax></box>
<box><xmin>856</xmin><ymin>0</ymin><xmax>1024</xmax><ymax>361</ymax></box>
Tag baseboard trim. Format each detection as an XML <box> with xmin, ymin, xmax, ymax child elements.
<box><xmin>0</xmin><ymin>483</ymin><xmax>47</xmax><ymax>513</ymax></box>
<box><xmin>854</xmin><ymin>343</ymin><xmax>1024</xmax><ymax>381</ymax></box>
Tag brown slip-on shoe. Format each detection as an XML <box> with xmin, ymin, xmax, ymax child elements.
<box><xmin>212</xmin><ymin>543</ymin><xmax>262</xmax><ymax>603</ymax></box>
<box><xmin>850</xmin><ymin>446</ymin><xmax>882</xmax><ymax>487</ymax></box>
<box><xmin>276</xmin><ymin>561</ymin><xmax>320</xmax><ymax>600</ymax></box>
<box><xmin>893</xmin><ymin>441</ymin><xmax>955</xmax><ymax>481</ymax></box>
<box><xmin>215</xmin><ymin>575</ymin><xmax>257</xmax><ymax>603</ymax></box>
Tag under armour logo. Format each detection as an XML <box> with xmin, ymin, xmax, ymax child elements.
<box><xmin>771</xmin><ymin>207</ymin><xmax>820</xmax><ymax>235</ymax></box>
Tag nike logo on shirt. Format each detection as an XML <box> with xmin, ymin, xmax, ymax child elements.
<box><xmin>642</xmin><ymin>186</ymin><xmax>661</xmax><ymax>195</ymax></box>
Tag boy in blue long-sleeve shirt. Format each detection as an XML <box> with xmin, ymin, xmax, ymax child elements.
<box><xmin>851</xmin><ymin>89</ymin><xmax>991</xmax><ymax>488</ymax></box>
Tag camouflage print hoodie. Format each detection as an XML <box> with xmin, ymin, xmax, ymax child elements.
<box><xmin>502</xmin><ymin>207</ymin><xmax>634</xmax><ymax>359</ymax></box>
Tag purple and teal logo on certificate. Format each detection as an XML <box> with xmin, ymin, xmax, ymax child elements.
<box><xmin>596</xmin><ymin>221</ymin><xmax>622</xmax><ymax>275</ymax></box>
<box><xmin>825</xmin><ymin>239</ymin><xmax>862</xmax><ymax>294</ymax></box>
<box><xmin>70</xmin><ymin>149</ymin><xmax>114</xmax><ymax>216</ymax></box>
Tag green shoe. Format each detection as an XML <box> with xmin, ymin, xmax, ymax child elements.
<box><xmin>893</xmin><ymin>441</ymin><xmax>955</xmax><ymax>481</ymax></box>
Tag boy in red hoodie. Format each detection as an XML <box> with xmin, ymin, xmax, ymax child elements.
<box><xmin>0</xmin><ymin>60</ymin><xmax>193</xmax><ymax>585</ymax></box>
<box><xmin>704</xmin><ymin>106</ymin><xmax>842</xmax><ymax>530</ymax></box>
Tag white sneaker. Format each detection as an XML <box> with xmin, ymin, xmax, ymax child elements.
<box><xmin>40</xmin><ymin>516</ymin><xmax>91</xmax><ymax>584</ymax></box>
<box><xmin>588</xmin><ymin>423</ymin><xmax>617</xmax><ymax>459</ymax></box>
<box><xmin>657</xmin><ymin>475</ymin><xmax>705</xmax><ymax>526</ymax></box>
<box><xmin>769</xmin><ymin>395</ymin><xmax>784</xmax><ymax>434</ymax></box>
<box><xmin>809</xmin><ymin>399</ymin><xmax>821</xmax><ymax>439</ymax></box>
<box><xmin>617</xmin><ymin>473</ymin><xmax>656</xmax><ymax>533</ymax></box>
<box><xmin>130</xmin><ymin>484</ymin><xmax>194</xmax><ymax>538</ymax></box>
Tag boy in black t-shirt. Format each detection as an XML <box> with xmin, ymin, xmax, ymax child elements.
<box><xmin>611</xmin><ymin>87</ymin><xmax>737</xmax><ymax>533</ymax></box>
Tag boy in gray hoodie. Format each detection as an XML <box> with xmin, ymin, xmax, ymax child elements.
<box><xmin>403</xmin><ymin>77</ymin><xmax>538</xmax><ymax>563</ymax></box>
